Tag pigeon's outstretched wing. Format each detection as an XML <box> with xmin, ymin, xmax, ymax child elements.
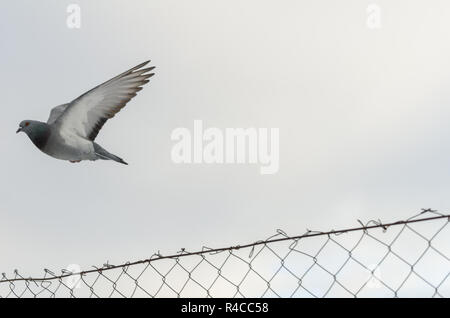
<box><xmin>47</xmin><ymin>104</ymin><xmax>69</xmax><ymax>124</ymax></box>
<box><xmin>54</xmin><ymin>61</ymin><xmax>155</xmax><ymax>141</ymax></box>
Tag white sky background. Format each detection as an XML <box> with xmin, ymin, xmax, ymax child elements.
<box><xmin>0</xmin><ymin>0</ymin><xmax>449</xmax><ymax>291</ymax></box>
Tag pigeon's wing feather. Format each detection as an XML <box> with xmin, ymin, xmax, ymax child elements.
<box><xmin>55</xmin><ymin>61</ymin><xmax>155</xmax><ymax>141</ymax></box>
<box><xmin>47</xmin><ymin>104</ymin><xmax>70</xmax><ymax>124</ymax></box>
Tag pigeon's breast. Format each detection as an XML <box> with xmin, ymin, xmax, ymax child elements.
<box><xmin>28</xmin><ymin>126</ymin><xmax>51</xmax><ymax>150</ymax></box>
<box><xmin>30</xmin><ymin>131</ymin><xmax>50</xmax><ymax>150</ymax></box>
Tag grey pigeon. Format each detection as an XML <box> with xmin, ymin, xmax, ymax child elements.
<box><xmin>17</xmin><ymin>61</ymin><xmax>155</xmax><ymax>165</ymax></box>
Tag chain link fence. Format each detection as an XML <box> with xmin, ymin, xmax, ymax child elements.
<box><xmin>1</xmin><ymin>209</ymin><xmax>449</xmax><ymax>298</ymax></box>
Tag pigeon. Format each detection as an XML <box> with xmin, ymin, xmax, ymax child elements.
<box><xmin>16</xmin><ymin>60</ymin><xmax>155</xmax><ymax>165</ymax></box>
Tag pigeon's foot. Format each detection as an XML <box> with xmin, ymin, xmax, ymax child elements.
<box><xmin>70</xmin><ymin>160</ymin><xmax>81</xmax><ymax>163</ymax></box>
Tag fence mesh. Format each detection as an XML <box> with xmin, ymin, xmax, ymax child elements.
<box><xmin>1</xmin><ymin>209</ymin><xmax>449</xmax><ymax>298</ymax></box>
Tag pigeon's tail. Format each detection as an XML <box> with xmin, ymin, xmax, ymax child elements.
<box><xmin>93</xmin><ymin>143</ymin><xmax>128</xmax><ymax>165</ymax></box>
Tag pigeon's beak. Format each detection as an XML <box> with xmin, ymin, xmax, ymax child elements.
<box><xmin>16</xmin><ymin>127</ymin><xmax>22</xmax><ymax>134</ymax></box>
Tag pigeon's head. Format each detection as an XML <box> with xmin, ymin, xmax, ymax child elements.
<box><xmin>16</xmin><ymin>120</ymin><xmax>51</xmax><ymax>150</ymax></box>
<box><xmin>16</xmin><ymin>120</ymin><xmax>41</xmax><ymax>135</ymax></box>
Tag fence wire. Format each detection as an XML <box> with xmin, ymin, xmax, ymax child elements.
<box><xmin>1</xmin><ymin>209</ymin><xmax>449</xmax><ymax>298</ymax></box>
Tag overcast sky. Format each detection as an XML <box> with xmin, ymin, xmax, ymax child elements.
<box><xmin>0</xmin><ymin>0</ymin><xmax>449</xmax><ymax>293</ymax></box>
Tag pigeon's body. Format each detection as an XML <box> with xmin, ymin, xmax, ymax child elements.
<box><xmin>17</xmin><ymin>61</ymin><xmax>155</xmax><ymax>165</ymax></box>
<box><xmin>39</xmin><ymin>124</ymin><xmax>96</xmax><ymax>161</ymax></box>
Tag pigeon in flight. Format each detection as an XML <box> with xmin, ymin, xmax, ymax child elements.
<box><xmin>17</xmin><ymin>61</ymin><xmax>155</xmax><ymax>165</ymax></box>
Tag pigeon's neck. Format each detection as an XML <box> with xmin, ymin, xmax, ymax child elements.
<box><xmin>27</xmin><ymin>122</ymin><xmax>51</xmax><ymax>150</ymax></box>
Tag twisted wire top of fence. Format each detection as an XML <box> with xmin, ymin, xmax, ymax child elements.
<box><xmin>1</xmin><ymin>209</ymin><xmax>449</xmax><ymax>298</ymax></box>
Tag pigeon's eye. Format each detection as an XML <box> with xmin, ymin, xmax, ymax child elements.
<box><xmin>25</xmin><ymin>122</ymin><xmax>30</xmax><ymax>127</ymax></box>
